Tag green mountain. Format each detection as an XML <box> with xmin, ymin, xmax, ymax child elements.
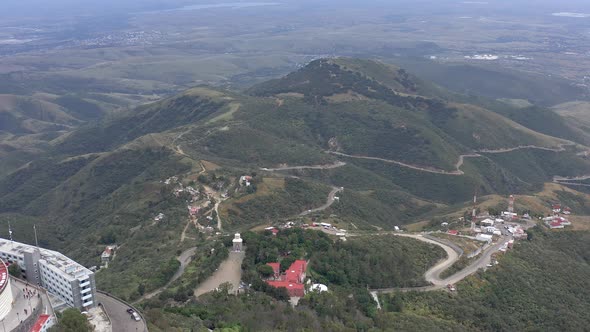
<box><xmin>1</xmin><ymin>57</ymin><xmax>589</xmax><ymax>302</ymax></box>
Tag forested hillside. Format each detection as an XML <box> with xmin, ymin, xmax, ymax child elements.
<box><xmin>0</xmin><ymin>57</ymin><xmax>589</xmax><ymax>306</ymax></box>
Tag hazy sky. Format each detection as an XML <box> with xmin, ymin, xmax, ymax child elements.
<box><xmin>2</xmin><ymin>0</ymin><xmax>590</xmax><ymax>19</ymax></box>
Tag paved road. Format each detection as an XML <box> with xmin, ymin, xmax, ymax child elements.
<box><xmin>442</xmin><ymin>236</ymin><xmax>511</xmax><ymax>286</ymax></box>
<box><xmin>134</xmin><ymin>247</ymin><xmax>197</xmax><ymax>303</ymax></box>
<box><xmin>300</xmin><ymin>187</ymin><xmax>343</xmax><ymax>216</ymax></box>
<box><xmin>97</xmin><ymin>292</ymin><xmax>147</xmax><ymax>332</ymax></box>
<box><xmin>395</xmin><ymin>234</ymin><xmax>460</xmax><ymax>286</ymax></box>
<box><xmin>370</xmin><ymin>232</ymin><xmax>513</xmax><ymax>293</ymax></box>
<box><xmin>260</xmin><ymin>161</ymin><xmax>346</xmax><ymax>172</ymax></box>
<box><xmin>553</xmin><ymin>174</ymin><xmax>590</xmax><ymax>187</ymax></box>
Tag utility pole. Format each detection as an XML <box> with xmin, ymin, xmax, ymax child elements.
<box><xmin>471</xmin><ymin>188</ymin><xmax>478</xmax><ymax>231</ymax></box>
<box><xmin>8</xmin><ymin>220</ymin><xmax>13</xmax><ymax>248</ymax></box>
<box><xmin>33</xmin><ymin>225</ymin><xmax>39</xmax><ymax>248</ymax></box>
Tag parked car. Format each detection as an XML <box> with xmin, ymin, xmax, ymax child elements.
<box><xmin>131</xmin><ymin>312</ymin><xmax>141</xmax><ymax>321</ymax></box>
<box><xmin>126</xmin><ymin>308</ymin><xmax>134</xmax><ymax>314</ymax></box>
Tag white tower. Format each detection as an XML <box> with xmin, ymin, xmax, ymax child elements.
<box><xmin>508</xmin><ymin>195</ymin><xmax>514</xmax><ymax>213</ymax></box>
<box><xmin>232</xmin><ymin>233</ymin><xmax>243</xmax><ymax>252</ymax></box>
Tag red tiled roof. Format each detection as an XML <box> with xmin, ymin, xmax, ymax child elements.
<box><xmin>267</xmin><ymin>280</ymin><xmax>305</xmax><ymax>297</ymax></box>
<box><xmin>448</xmin><ymin>230</ymin><xmax>458</xmax><ymax>235</ymax></box>
<box><xmin>285</xmin><ymin>260</ymin><xmax>307</xmax><ymax>283</ymax></box>
<box><xmin>266</xmin><ymin>260</ymin><xmax>307</xmax><ymax>297</ymax></box>
<box><xmin>30</xmin><ymin>314</ymin><xmax>50</xmax><ymax>332</ymax></box>
<box><xmin>550</xmin><ymin>221</ymin><xmax>562</xmax><ymax>227</ymax></box>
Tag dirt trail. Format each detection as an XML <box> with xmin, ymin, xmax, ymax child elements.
<box><xmin>180</xmin><ymin>219</ymin><xmax>192</xmax><ymax>242</ymax></box>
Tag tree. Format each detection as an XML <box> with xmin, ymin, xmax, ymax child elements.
<box><xmin>7</xmin><ymin>264</ymin><xmax>22</xmax><ymax>279</ymax></box>
<box><xmin>257</xmin><ymin>264</ymin><xmax>275</xmax><ymax>278</ymax></box>
<box><xmin>527</xmin><ymin>230</ymin><xmax>534</xmax><ymax>241</ymax></box>
<box><xmin>138</xmin><ymin>283</ymin><xmax>145</xmax><ymax>296</ymax></box>
<box><xmin>49</xmin><ymin>308</ymin><xmax>91</xmax><ymax>332</ymax></box>
<box><xmin>280</xmin><ymin>257</ymin><xmax>296</xmax><ymax>273</ymax></box>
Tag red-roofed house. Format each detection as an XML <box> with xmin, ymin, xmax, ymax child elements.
<box><xmin>265</xmin><ymin>260</ymin><xmax>307</xmax><ymax>297</ymax></box>
<box><xmin>549</xmin><ymin>221</ymin><xmax>564</xmax><ymax>229</ymax></box>
<box><xmin>30</xmin><ymin>314</ymin><xmax>55</xmax><ymax>332</ymax></box>
<box><xmin>447</xmin><ymin>230</ymin><xmax>458</xmax><ymax>236</ymax></box>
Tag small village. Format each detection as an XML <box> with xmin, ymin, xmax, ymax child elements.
<box><xmin>97</xmin><ymin>167</ymin><xmax>581</xmax><ymax>309</ymax></box>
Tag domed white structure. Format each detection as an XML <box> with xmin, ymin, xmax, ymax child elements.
<box><xmin>310</xmin><ymin>283</ymin><xmax>328</xmax><ymax>293</ymax></box>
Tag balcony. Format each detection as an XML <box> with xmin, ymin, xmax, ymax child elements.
<box><xmin>82</xmin><ymin>300</ymin><xmax>93</xmax><ymax>307</ymax></box>
<box><xmin>80</xmin><ymin>287</ymin><xmax>92</xmax><ymax>294</ymax></box>
<box><xmin>82</xmin><ymin>293</ymin><xmax>93</xmax><ymax>301</ymax></box>
<box><xmin>79</xmin><ymin>281</ymin><xmax>90</xmax><ymax>288</ymax></box>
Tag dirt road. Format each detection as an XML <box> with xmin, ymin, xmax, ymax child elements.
<box><xmin>194</xmin><ymin>251</ymin><xmax>245</xmax><ymax>297</ymax></box>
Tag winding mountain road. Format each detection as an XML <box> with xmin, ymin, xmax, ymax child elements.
<box><xmin>300</xmin><ymin>186</ymin><xmax>343</xmax><ymax>216</ymax></box>
<box><xmin>328</xmin><ymin>143</ymin><xmax>575</xmax><ymax>176</ymax></box>
<box><xmin>260</xmin><ymin>161</ymin><xmax>347</xmax><ymax>172</ymax></box>
<box><xmin>371</xmin><ymin>233</ymin><xmax>511</xmax><ymax>293</ymax></box>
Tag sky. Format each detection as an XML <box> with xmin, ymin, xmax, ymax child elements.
<box><xmin>2</xmin><ymin>0</ymin><xmax>590</xmax><ymax>19</ymax></box>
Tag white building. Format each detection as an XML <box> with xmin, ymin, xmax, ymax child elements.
<box><xmin>475</xmin><ymin>234</ymin><xmax>493</xmax><ymax>243</ymax></box>
<box><xmin>0</xmin><ymin>239</ymin><xmax>96</xmax><ymax>310</ymax></box>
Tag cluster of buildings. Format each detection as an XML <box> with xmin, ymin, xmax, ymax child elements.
<box><xmin>263</xmin><ymin>259</ymin><xmax>329</xmax><ymax>299</ymax></box>
<box><xmin>543</xmin><ymin>215</ymin><xmax>572</xmax><ymax>229</ymax></box>
<box><xmin>265</xmin><ymin>260</ymin><xmax>308</xmax><ymax>297</ymax></box>
<box><xmin>551</xmin><ymin>203</ymin><xmax>571</xmax><ymax>215</ymax></box>
<box><xmin>544</xmin><ymin>202</ymin><xmax>573</xmax><ymax>229</ymax></box>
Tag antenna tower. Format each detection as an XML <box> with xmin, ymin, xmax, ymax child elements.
<box><xmin>471</xmin><ymin>187</ymin><xmax>478</xmax><ymax>231</ymax></box>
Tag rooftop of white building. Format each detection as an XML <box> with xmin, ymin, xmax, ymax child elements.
<box><xmin>0</xmin><ymin>238</ymin><xmax>92</xmax><ymax>281</ymax></box>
